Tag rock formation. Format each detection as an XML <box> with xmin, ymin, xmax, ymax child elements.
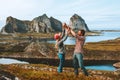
<box><xmin>50</xmin><ymin>17</ymin><xmax>62</xmax><ymax>32</ymax></box>
<box><xmin>69</xmin><ymin>14</ymin><xmax>90</xmax><ymax>32</ymax></box>
<box><xmin>1</xmin><ymin>14</ymin><xmax>90</xmax><ymax>33</ymax></box>
<box><xmin>24</xmin><ymin>41</ymin><xmax>53</xmax><ymax>57</ymax></box>
<box><xmin>1</xmin><ymin>16</ymin><xmax>30</xmax><ymax>33</ymax></box>
<box><xmin>1</xmin><ymin>14</ymin><xmax>62</xmax><ymax>33</ymax></box>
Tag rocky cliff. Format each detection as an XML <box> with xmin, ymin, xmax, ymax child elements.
<box><xmin>1</xmin><ymin>14</ymin><xmax>90</xmax><ymax>33</ymax></box>
<box><xmin>1</xmin><ymin>16</ymin><xmax>31</xmax><ymax>33</ymax></box>
<box><xmin>69</xmin><ymin>14</ymin><xmax>90</xmax><ymax>32</ymax></box>
<box><xmin>1</xmin><ymin>14</ymin><xmax>62</xmax><ymax>33</ymax></box>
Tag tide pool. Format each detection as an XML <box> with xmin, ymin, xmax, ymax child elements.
<box><xmin>85</xmin><ymin>64</ymin><xmax>116</xmax><ymax>71</ymax></box>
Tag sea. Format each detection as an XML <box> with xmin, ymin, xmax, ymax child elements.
<box><xmin>47</xmin><ymin>31</ymin><xmax>120</xmax><ymax>45</ymax></box>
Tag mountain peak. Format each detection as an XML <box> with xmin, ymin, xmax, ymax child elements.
<box><xmin>69</xmin><ymin>14</ymin><xmax>90</xmax><ymax>31</ymax></box>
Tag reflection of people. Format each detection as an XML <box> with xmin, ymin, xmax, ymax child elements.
<box><xmin>70</xmin><ymin>29</ymin><xmax>88</xmax><ymax>76</ymax></box>
<box><xmin>54</xmin><ymin>23</ymin><xmax>70</xmax><ymax>73</ymax></box>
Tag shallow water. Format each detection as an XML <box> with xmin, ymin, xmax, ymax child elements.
<box><xmin>0</xmin><ymin>58</ymin><xmax>116</xmax><ymax>71</ymax></box>
<box><xmin>85</xmin><ymin>64</ymin><xmax>116</xmax><ymax>71</ymax></box>
<box><xmin>0</xmin><ymin>58</ymin><xmax>28</xmax><ymax>64</ymax></box>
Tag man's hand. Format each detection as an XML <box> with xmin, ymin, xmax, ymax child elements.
<box><xmin>62</xmin><ymin>23</ymin><xmax>68</xmax><ymax>29</ymax></box>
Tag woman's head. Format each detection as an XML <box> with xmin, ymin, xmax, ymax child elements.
<box><xmin>54</xmin><ymin>33</ymin><xmax>61</xmax><ymax>40</ymax></box>
<box><xmin>78</xmin><ymin>29</ymin><xmax>85</xmax><ymax>36</ymax></box>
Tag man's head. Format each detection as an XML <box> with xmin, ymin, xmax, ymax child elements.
<box><xmin>78</xmin><ymin>29</ymin><xmax>85</xmax><ymax>36</ymax></box>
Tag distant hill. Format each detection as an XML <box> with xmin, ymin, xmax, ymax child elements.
<box><xmin>1</xmin><ymin>14</ymin><xmax>90</xmax><ymax>33</ymax></box>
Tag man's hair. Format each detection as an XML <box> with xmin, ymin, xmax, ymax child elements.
<box><xmin>80</xmin><ymin>29</ymin><xmax>85</xmax><ymax>36</ymax></box>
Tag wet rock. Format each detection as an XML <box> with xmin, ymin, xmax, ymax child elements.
<box><xmin>113</xmin><ymin>62</ymin><xmax>120</xmax><ymax>69</ymax></box>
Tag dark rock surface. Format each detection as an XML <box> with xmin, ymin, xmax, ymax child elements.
<box><xmin>69</xmin><ymin>14</ymin><xmax>90</xmax><ymax>32</ymax></box>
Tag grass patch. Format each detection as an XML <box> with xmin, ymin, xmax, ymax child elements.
<box><xmin>0</xmin><ymin>64</ymin><xmax>120</xmax><ymax>80</ymax></box>
<box><xmin>0</xmin><ymin>64</ymin><xmax>102</xmax><ymax>80</ymax></box>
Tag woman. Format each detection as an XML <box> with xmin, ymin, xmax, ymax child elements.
<box><xmin>54</xmin><ymin>23</ymin><xmax>70</xmax><ymax>73</ymax></box>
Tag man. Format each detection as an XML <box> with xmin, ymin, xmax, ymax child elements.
<box><xmin>70</xmin><ymin>29</ymin><xmax>88</xmax><ymax>76</ymax></box>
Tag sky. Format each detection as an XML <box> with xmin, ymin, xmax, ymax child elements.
<box><xmin>0</xmin><ymin>0</ymin><xmax>120</xmax><ymax>30</ymax></box>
